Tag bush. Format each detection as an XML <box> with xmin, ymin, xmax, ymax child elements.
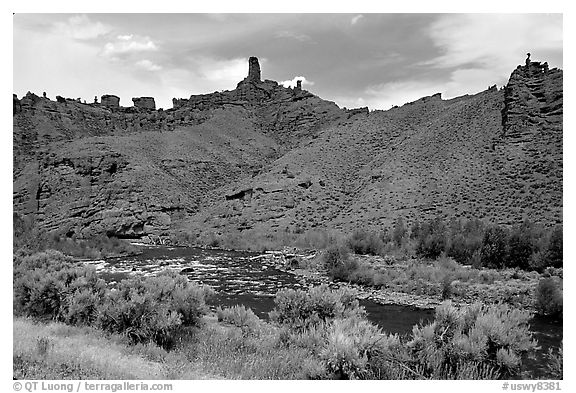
<box><xmin>392</xmin><ymin>217</ymin><xmax>408</xmax><ymax>247</ymax></box>
<box><xmin>506</xmin><ymin>222</ymin><xmax>540</xmax><ymax>270</ymax></box>
<box><xmin>216</xmin><ymin>305</ymin><xmax>261</xmax><ymax>334</ymax></box>
<box><xmin>13</xmin><ymin>251</ymin><xmax>106</xmax><ymax>322</ymax></box>
<box><xmin>534</xmin><ymin>277</ymin><xmax>562</xmax><ymax>318</ymax></box>
<box><xmin>441</xmin><ymin>276</ymin><xmax>453</xmax><ymax>300</ymax></box>
<box><xmin>546</xmin><ymin>344</ymin><xmax>563</xmax><ymax>379</ymax></box>
<box><xmin>96</xmin><ymin>271</ymin><xmax>213</xmax><ymax>347</ymax></box>
<box><xmin>269</xmin><ymin>285</ymin><xmax>365</xmax><ymax>331</ymax></box>
<box><xmin>480</xmin><ymin>226</ymin><xmax>509</xmax><ymax>268</ymax></box>
<box><xmin>415</xmin><ymin>218</ymin><xmax>447</xmax><ymax>259</ymax></box>
<box><xmin>322</xmin><ymin>244</ymin><xmax>358</xmax><ymax>280</ymax></box>
<box><xmin>541</xmin><ymin>226</ymin><xmax>562</xmax><ymax>269</ymax></box>
<box><xmin>402</xmin><ymin>302</ymin><xmax>536</xmax><ymax>379</ymax></box>
<box><xmin>446</xmin><ymin>220</ymin><xmax>485</xmax><ymax>265</ymax></box>
<box><xmin>13</xmin><ymin>214</ymin><xmax>139</xmax><ymax>258</ymax></box>
<box><xmin>64</xmin><ymin>288</ymin><xmax>103</xmax><ymax>325</ymax></box>
<box><xmin>35</xmin><ymin>337</ymin><xmax>53</xmax><ymax>358</ymax></box>
<box><xmin>319</xmin><ymin>317</ymin><xmax>385</xmax><ymax>379</ymax></box>
<box><xmin>346</xmin><ymin>230</ymin><xmax>383</xmax><ymax>256</ymax></box>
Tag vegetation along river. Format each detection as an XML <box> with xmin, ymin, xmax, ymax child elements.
<box><xmin>86</xmin><ymin>245</ymin><xmax>562</xmax><ymax>379</ymax></box>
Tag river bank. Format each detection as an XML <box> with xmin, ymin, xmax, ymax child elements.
<box><xmin>259</xmin><ymin>248</ymin><xmax>556</xmax><ymax>312</ymax></box>
<box><xmin>17</xmin><ymin>245</ymin><xmax>561</xmax><ymax>379</ymax></box>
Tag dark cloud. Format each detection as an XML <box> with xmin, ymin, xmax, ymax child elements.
<box><xmin>13</xmin><ymin>13</ymin><xmax>562</xmax><ymax>110</ymax></box>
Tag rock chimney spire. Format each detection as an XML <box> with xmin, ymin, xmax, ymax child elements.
<box><xmin>247</xmin><ymin>56</ymin><xmax>261</xmax><ymax>82</ymax></box>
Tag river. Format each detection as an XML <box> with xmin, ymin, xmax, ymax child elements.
<box><xmin>87</xmin><ymin>245</ymin><xmax>562</xmax><ymax>379</ymax></box>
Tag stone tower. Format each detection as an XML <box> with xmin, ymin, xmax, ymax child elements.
<box><xmin>247</xmin><ymin>57</ymin><xmax>261</xmax><ymax>82</ymax></box>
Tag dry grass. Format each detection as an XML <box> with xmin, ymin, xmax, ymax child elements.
<box><xmin>178</xmin><ymin>321</ymin><xmax>319</xmax><ymax>379</ymax></box>
<box><xmin>13</xmin><ymin>317</ymin><xmax>218</xmax><ymax>380</ymax></box>
<box><xmin>13</xmin><ymin>316</ymin><xmax>316</xmax><ymax>380</ymax></box>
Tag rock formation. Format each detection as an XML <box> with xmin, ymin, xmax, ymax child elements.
<box><xmin>13</xmin><ymin>56</ymin><xmax>563</xmax><ymax>242</ymax></box>
<box><xmin>247</xmin><ymin>56</ymin><xmax>261</xmax><ymax>82</ymax></box>
<box><xmin>13</xmin><ymin>94</ymin><xmax>21</xmax><ymax>115</ymax></box>
<box><xmin>181</xmin><ymin>57</ymin><xmax>563</xmax><ymax>239</ymax></box>
<box><xmin>101</xmin><ymin>94</ymin><xmax>120</xmax><ymax>108</ymax></box>
<box><xmin>13</xmin><ymin>57</ymin><xmax>347</xmax><ymax>239</ymax></box>
<box><xmin>132</xmin><ymin>97</ymin><xmax>156</xmax><ymax>110</ymax></box>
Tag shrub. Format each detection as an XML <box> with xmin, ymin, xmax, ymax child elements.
<box><xmin>216</xmin><ymin>305</ymin><xmax>261</xmax><ymax>334</ymax></box>
<box><xmin>392</xmin><ymin>217</ymin><xmax>408</xmax><ymax>247</ymax></box>
<box><xmin>319</xmin><ymin>317</ymin><xmax>384</xmax><ymax>379</ymax></box>
<box><xmin>13</xmin><ymin>250</ymin><xmax>74</xmax><ymax>281</ymax></box>
<box><xmin>480</xmin><ymin>226</ymin><xmax>509</xmax><ymax>268</ymax></box>
<box><xmin>13</xmin><ymin>251</ymin><xmax>106</xmax><ymax>322</ymax></box>
<box><xmin>542</xmin><ymin>226</ymin><xmax>562</xmax><ymax>269</ymax></box>
<box><xmin>447</xmin><ymin>233</ymin><xmax>483</xmax><ymax>265</ymax></box>
<box><xmin>270</xmin><ymin>285</ymin><xmax>365</xmax><ymax>331</ymax></box>
<box><xmin>348</xmin><ymin>264</ymin><xmax>379</xmax><ymax>286</ymax></box>
<box><xmin>506</xmin><ymin>222</ymin><xmax>539</xmax><ymax>270</ymax></box>
<box><xmin>96</xmin><ymin>271</ymin><xmax>213</xmax><ymax>347</ymax></box>
<box><xmin>13</xmin><ymin>215</ymin><xmax>139</xmax><ymax>258</ymax></box>
<box><xmin>64</xmin><ymin>288</ymin><xmax>103</xmax><ymax>325</ymax></box>
<box><xmin>546</xmin><ymin>344</ymin><xmax>563</xmax><ymax>379</ymax></box>
<box><xmin>322</xmin><ymin>243</ymin><xmax>358</xmax><ymax>280</ymax></box>
<box><xmin>36</xmin><ymin>337</ymin><xmax>53</xmax><ymax>358</ymax></box>
<box><xmin>346</xmin><ymin>230</ymin><xmax>383</xmax><ymax>256</ymax></box>
<box><xmin>445</xmin><ymin>219</ymin><xmax>483</xmax><ymax>265</ymax></box>
<box><xmin>441</xmin><ymin>276</ymin><xmax>453</xmax><ymax>300</ymax></box>
<box><xmin>415</xmin><ymin>218</ymin><xmax>447</xmax><ymax>259</ymax></box>
<box><xmin>404</xmin><ymin>302</ymin><xmax>536</xmax><ymax>379</ymax></box>
<box><xmin>534</xmin><ymin>277</ymin><xmax>562</xmax><ymax>318</ymax></box>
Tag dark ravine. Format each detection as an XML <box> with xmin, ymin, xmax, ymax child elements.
<box><xmin>13</xmin><ymin>56</ymin><xmax>562</xmax><ymax>243</ymax></box>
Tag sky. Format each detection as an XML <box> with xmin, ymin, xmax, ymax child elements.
<box><xmin>13</xmin><ymin>13</ymin><xmax>563</xmax><ymax>110</ymax></box>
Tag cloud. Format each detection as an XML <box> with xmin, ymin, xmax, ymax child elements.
<box><xmin>356</xmin><ymin>14</ymin><xmax>563</xmax><ymax>112</ymax></box>
<box><xmin>101</xmin><ymin>34</ymin><xmax>159</xmax><ymax>59</ymax></box>
<box><xmin>196</xmin><ymin>57</ymin><xmax>250</xmax><ymax>83</ymax></box>
<box><xmin>355</xmin><ymin>79</ymin><xmax>445</xmax><ymax>110</ymax></box>
<box><xmin>425</xmin><ymin>14</ymin><xmax>562</xmax><ymax>70</ymax></box>
<box><xmin>53</xmin><ymin>14</ymin><xmax>111</xmax><ymax>40</ymax></box>
<box><xmin>135</xmin><ymin>59</ymin><xmax>162</xmax><ymax>72</ymax></box>
<box><xmin>280</xmin><ymin>76</ymin><xmax>314</xmax><ymax>88</ymax></box>
<box><xmin>274</xmin><ymin>30</ymin><xmax>312</xmax><ymax>42</ymax></box>
<box><xmin>351</xmin><ymin>15</ymin><xmax>364</xmax><ymax>25</ymax></box>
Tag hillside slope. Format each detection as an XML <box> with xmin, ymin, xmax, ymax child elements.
<box><xmin>12</xmin><ymin>57</ymin><xmax>344</xmax><ymax>240</ymax></box>
<box><xmin>13</xmin><ymin>58</ymin><xmax>562</xmax><ymax>242</ymax></box>
<box><xmin>181</xmin><ymin>60</ymin><xmax>562</xmax><ymax>240</ymax></box>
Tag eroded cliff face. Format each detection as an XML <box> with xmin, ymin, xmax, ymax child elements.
<box><xmin>13</xmin><ymin>57</ymin><xmax>563</xmax><ymax>242</ymax></box>
<box><xmin>495</xmin><ymin>60</ymin><xmax>563</xmax><ymax>226</ymax></box>
<box><xmin>181</xmin><ymin>60</ymin><xmax>563</xmax><ymax>240</ymax></box>
<box><xmin>13</xmin><ymin>57</ymin><xmax>347</xmax><ymax>240</ymax></box>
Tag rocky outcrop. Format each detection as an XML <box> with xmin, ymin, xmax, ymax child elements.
<box><xmin>247</xmin><ymin>56</ymin><xmax>261</xmax><ymax>82</ymax></box>
<box><xmin>13</xmin><ymin>94</ymin><xmax>21</xmax><ymax>115</ymax></box>
<box><xmin>182</xmin><ymin>57</ymin><xmax>562</xmax><ymax>240</ymax></box>
<box><xmin>170</xmin><ymin>56</ymin><xmax>345</xmax><ymax>146</ymax></box>
<box><xmin>101</xmin><ymin>95</ymin><xmax>120</xmax><ymax>108</ymax></box>
<box><xmin>13</xmin><ymin>56</ymin><xmax>562</xmax><ymax>242</ymax></box>
<box><xmin>132</xmin><ymin>97</ymin><xmax>156</xmax><ymax>110</ymax></box>
<box><xmin>295</xmin><ymin>80</ymin><xmax>302</xmax><ymax>92</ymax></box>
<box><xmin>501</xmin><ymin>60</ymin><xmax>562</xmax><ymax>142</ymax></box>
<box><xmin>13</xmin><ymin>61</ymin><xmax>291</xmax><ymax>238</ymax></box>
<box><xmin>493</xmin><ymin>58</ymin><xmax>563</xmax><ymax>226</ymax></box>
